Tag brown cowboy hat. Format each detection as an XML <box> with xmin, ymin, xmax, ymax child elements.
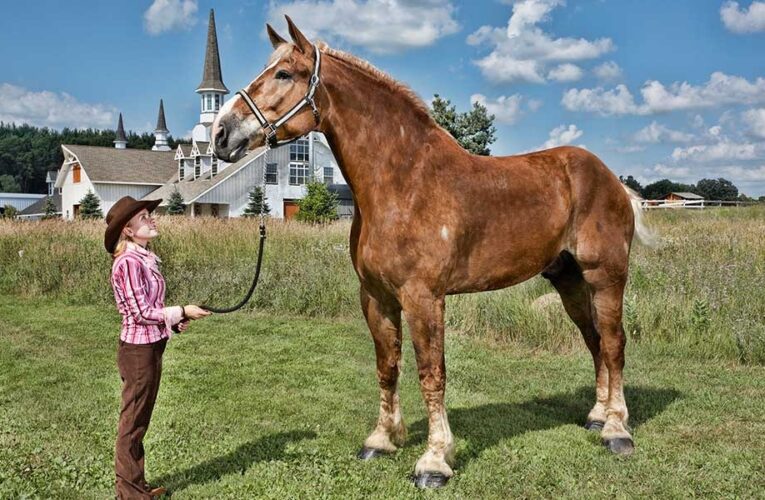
<box><xmin>104</xmin><ymin>196</ymin><xmax>162</xmax><ymax>253</ymax></box>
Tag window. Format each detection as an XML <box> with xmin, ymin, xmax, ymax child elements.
<box><xmin>289</xmin><ymin>162</ymin><xmax>309</xmax><ymax>185</ymax></box>
<box><xmin>194</xmin><ymin>157</ymin><xmax>201</xmax><ymax>178</ymax></box>
<box><xmin>72</xmin><ymin>164</ymin><xmax>81</xmax><ymax>183</ymax></box>
<box><xmin>323</xmin><ymin>166</ymin><xmax>333</xmax><ymax>185</ymax></box>
<box><xmin>289</xmin><ymin>139</ymin><xmax>309</xmax><ymax>162</ymax></box>
<box><xmin>265</xmin><ymin>163</ymin><xmax>278</xmax><ymax>184</ymax></box>
<box><xmin>205</xmin><ymin>94</ymin><xmax>212</xmax><ymax>111</ymax></box>
<box><xmin>179</xmin><ymin>162</ymin><xmax>185</xmax><ymax>181</ymax></box>
<box><xmin>215</xmin><ymin>94</ymin><xmax>221</xmax><ymax>111</ymax></box>
<box><xmin>211</xmin><ymin>157</ymin><xmax>218</xmax><ymax>176</ymax></box>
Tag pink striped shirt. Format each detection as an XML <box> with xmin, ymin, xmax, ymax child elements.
<box><xmin>111</xmin><ymin>242</ymin><xmax>183</xmax><ymax>344</ymax></box>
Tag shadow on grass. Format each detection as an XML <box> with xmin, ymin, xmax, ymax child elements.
<box><xmin>155</xmin><ymin>430</ymin><xmax>316</xmax><ymax>494</ymax></box>
<box><xmin>408</xmin><ymin>385</ymin><xmax>680</xmax><ymax>467</ymax></box>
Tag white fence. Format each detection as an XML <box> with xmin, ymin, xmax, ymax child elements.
<box><xmin>639</xmin><ymin>199</ymin><xmax>757</xmax><ymax>209</ymax></box>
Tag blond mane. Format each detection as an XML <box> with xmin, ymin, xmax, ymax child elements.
<box><xmin>318</xmin><ymin>43</ymin><xmax>431</xmax><ymax>116</ymax></box>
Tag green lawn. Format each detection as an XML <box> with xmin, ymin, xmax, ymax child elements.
<box><xmin>1</xmin><ymin>295</ymin><xmax>763</xmax><ymax>498</ymax></box>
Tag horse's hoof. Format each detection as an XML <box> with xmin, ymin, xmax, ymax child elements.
<box><xmin>412</xmin><ymin>472</ymin><xmax>450</xmax><ymax>489</ymax></box>
<box><xmin>603</xmin><ymin>437</ymin><xmax>635</xmax><ymax>456</ymax></box>
<box><xmin>357</xmin><ymin>447</ymin><xmax>389</xmax><ymax>460</ymax></box>
<box><xmin>585</xmin><ymin>420</ymin><xmax>605</xmax><ymax>432</ymax></box>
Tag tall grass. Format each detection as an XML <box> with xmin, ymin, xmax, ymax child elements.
<box><xmin>1</xmin><ymin>206</ymin><xmax>763</xmax><ymax>363</ymax></box>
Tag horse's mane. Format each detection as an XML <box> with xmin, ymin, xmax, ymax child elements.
<box><xmin>318</xmin><ymin>43</ymin><xmax>432</xmax><ymax>117</ymax></box>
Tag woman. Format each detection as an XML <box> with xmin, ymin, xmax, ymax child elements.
<box><xmin>105</xmin><ymin>196</ymin><xmax>211</xmax><ymax>498</ymax></box>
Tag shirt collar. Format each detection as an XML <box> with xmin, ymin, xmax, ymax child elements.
<box><xmin>126</xmin><ymin>241</ymin><xmax>161</xmax><ymax>264</ymax></box>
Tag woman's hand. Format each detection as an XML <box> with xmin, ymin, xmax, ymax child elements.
<box><xmin>184</xmin><ymin>305</ymin><xmax>212</xmax><ymax>320</ymax></box>
<box><xmin>177</xmin><ymin>320</ymin><xmax>190</xmax><ymax>332</ymax></box>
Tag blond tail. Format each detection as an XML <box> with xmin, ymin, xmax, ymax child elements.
<box><xmin>623</xmin><ymin>185</ymin><xmax>660</xmax><ymax>247</ymax></box>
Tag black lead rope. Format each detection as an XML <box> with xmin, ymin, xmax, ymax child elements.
<box><xmin>200</xmin><ymin>223</ymin><xmax>266</xmax><ymax>313</ymax></box>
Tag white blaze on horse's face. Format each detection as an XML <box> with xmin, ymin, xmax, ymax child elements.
<box><xmin>211</xmin><ymin>44</ymin><xmax>316</xmax><ymax>162</ymax></box>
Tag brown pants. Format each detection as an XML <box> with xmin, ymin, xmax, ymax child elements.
<box><xmin>115</xmin><ymin>339</ymin><xmax>167</xmax><ymax>499</ymax></box>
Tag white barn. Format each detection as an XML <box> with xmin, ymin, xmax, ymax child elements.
<box><xmin>54</xmin><ymin>9</ymin><xmax>349</xmax><ymax>221</ymax></box>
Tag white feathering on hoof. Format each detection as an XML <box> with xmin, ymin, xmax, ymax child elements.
<box><xmin>623</xmin><ymin>185</ymin><xmax>660</xmax><ymax>247</ymax></box>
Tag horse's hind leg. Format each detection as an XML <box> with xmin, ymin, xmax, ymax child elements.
<box><xmin>358</xmin><ymin>286</ymin><xmax>407</xmax><ymax>459</ymax></box>
<box><xmin>581</xmin><ymin>262</ymin><xmax>634</xmax><ymax>456</ymax></box>
<box><xmin>542</xmin><ymin>252</ymin><xmax>609</xmax><ymax>431</ymax></box>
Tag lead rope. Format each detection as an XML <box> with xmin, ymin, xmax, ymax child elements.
<box><xmin>200</xmin><ymin>147</ymin><xmax>269</xmax><ymax>313</ymax></box>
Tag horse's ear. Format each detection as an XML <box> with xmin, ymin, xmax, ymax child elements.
<box><xmin>266</xmin><ymin>24</ymin><xmax>287</xmax><ymax>49</ymax></box>
<box><xmin>285</xmin><ymin>15</ymin><xmax>311</xmax><ymax>54</ymax></box>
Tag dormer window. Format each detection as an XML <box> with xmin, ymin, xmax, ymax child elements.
<box><xmin>211</xmin><ymin>157</ymin><xmax>218</xmax><ymax>176</ymax></box>
<box><xmin>179</xmin><ymin>161</ymin><xmax>185</xmax><ymax>181</ymax></box>
<box><xmin>72</xmin><ymin>164</ymin><xmax>81</xmax><ymax>183</ymax></box>
<box><xmin>194</xmin><ymin>157</ymin><xmax>201</xmax><ymax>178</ymax></box>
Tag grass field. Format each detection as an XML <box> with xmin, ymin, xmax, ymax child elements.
<box><xmin>1</xmin><ymin>207</ymin><xmax>764</xmax><ymax>497</ymax></box>
<box><xmin>1</xmin><ymin>295</ymin><xmax>763</xmax><ymax>498</ymax></box>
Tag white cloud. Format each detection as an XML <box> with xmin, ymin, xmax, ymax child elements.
<box><xmin>653</xmin><ymin>163</ymin><xmax>691</xmax><ymax>178</ymax></box>
<box><xmin>742</xmin><ymin>108</ymin><xmax>765</xmax><ymax>138</ymax></box>
<box><xmin>720</xmin><ymin>1</ymin><xmax>765</xmax><ymax>33</ymax></box>
<box><xmin>671</xmin><ymin>141</ymin><xmax>764</xmax><ymax>162</ymax></box>
<box><xmin>593</xmin><ymin>61</ymin><xmax>622</xmax><ymax>82</ymax></box>
<box><xmin>615</xmin><ymin>145</ymin><xmax>646</xmax><ymax>153</ymax></box>
<box><xmin>541</xmin><ymin>124</ymin><xmax>583</xmax><ymax>149</ymax></box>
<box><xmin>467</xmin><ymin>0</ymin><xmax>614</xmax><ymax>84</ymax></box>
<box><xmin>267</xmin><ymin>0</ymin><xmax>459</xmax><ymax>54</ymax></box>
<box><xmin>528</xmin><ymin>99</ymin><xmax>544</xmax><ymax>112</ymax></box>
<box><xmin>0</xmin><ymin>83</ymin><xmax>116</xmax><ymax>129</ymax></box>
<box><xmin>720</xmin><ymin>164</ymin><xmax>765</xmax><ymax>181</ymax></box>
<box><xmin>144</xmin><ymin>0</ymin><xmax>198</xmax><ymax>35</ymax></box>
<box><xmin>562</xmin><ymin>72</ymin><xmax>765</xmax><ymax>115</ymax></box>
<box><xmin>471</xmin><ymin>93</ymin><xmax>525</xmax><ymax>124</ymax></box>
<box><xmin>634</xmin><ymin>121</ymin><xmax>694</xmax><ymax>143</ymax></box>
<box><xmin>547</xmin><ymin>63</ymin><xmax>584</xmax><ymax>82</ymax></box>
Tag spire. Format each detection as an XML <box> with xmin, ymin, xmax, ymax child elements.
<box><xmin>155</xmin><ymin>99</ymin><xmax>169</xmax><ymax>133</ymax></box>
<box><xmin>196</xmin><ymin>9</ymin><xmax>229</xmax><ymax>94</ymax></box>
<box><xmin>114</xmin><ymin>113</ymin><xmax>127</xmax><ymax>149</ymax></box>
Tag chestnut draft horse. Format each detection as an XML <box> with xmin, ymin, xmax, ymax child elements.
<box><xmin>213</xmin><ymin>17</ymin><xmax>653</xmax><ymax>488</ymax></box>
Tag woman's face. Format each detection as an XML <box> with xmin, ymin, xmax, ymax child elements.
<box><xmin>124</xmin><ymin>209</ymin><xmax>158</xmax><ymax>241</ymax></box>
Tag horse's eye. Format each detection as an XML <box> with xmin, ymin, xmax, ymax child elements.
<box><xmin>275</xmin><ymin>70</ymin><xmax>292</xmax><ymax>80</ymax></box>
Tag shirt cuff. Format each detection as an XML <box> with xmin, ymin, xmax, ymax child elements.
<box><xmin>163</xmin><ymin>306</ymin><xmax>185</xmax><ymax>337</ymax></box>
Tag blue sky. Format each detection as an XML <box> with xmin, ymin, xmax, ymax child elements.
<box><xmin>2</xmin><ymin>0</ymin><xmax>765</xmax><ymax>195</ymax></box>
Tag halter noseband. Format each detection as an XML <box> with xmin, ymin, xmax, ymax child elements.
<box><xmin>236</xmin><ymin>44</ymin><xmax>322</xmax><ymax>148</ymax></box>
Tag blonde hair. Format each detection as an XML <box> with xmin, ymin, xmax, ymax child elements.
<box><xmin>112</xmin><ymin>232</ymin><xmax>133</xmax><ymax>259</ymax></box>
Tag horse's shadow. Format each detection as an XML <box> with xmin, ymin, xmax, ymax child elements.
<box><xmin>153</xmin><ymin>430</ymin><xmax>316</xmax><ymax>494</ymax></box>
<box><xmin>408</xmin><ymin>385</ymin><xmax>681</xmax><ymax>467</ymax></box>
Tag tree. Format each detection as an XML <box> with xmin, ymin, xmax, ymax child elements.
<box><xmin>0</xmin><ymin>174</ymin><xmax>21</xmax><ymax>192</ymax></box>
<box><xmin>619</xmin><ymin>175</ymin><xmax>643</xmax><ymax>195</ymax></box>
<box><xmin>42</xmin><ymin>196</ymin><xmax>58</xmax><ymax>219</ymax></box>
<box><xmin>79</xmin><ymin>189</ymin><xmax>103</xmax><ymax>219</ymax></box>
<box><xmin>694</xmin><ymin>178</ymin><xmax>738</xmax><ymax>201</ymax></box>
<box><xmin>642</xmin><ymin>179</ymin><xmax>698</xmax><ymax>200</ymax></box>
<box><xmin>242</xmin><ymin>186</ymin><xmax>270</xmax><ymax>217</ymax></box>
<box><xmin>296</xmin><ymin>181</ymin><xmax>339</xmax><ymax>224</ymax></box>
<box><xmin>429</xmin><ymin>94</ymin><xmax>497</xmax><ymax>155</ymax></box>
<box><xmin>1</xmin><ymin>204</ymin><xmax>18</xmax><ymax>218</ymax></box>
<box><xmin>166</xmin><ymin>187</ymin><xmax>186</xmax><ymax>215</ymax></box>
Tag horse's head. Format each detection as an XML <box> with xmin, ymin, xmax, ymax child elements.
<box><xmin>212</xmin><ymin>16</ymin><xmax>321</xmax><ymax>162</ymax></box>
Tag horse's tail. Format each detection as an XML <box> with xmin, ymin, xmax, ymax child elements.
<box><xmin>622</xmin><ymin>185</ymin><xmax>660</xmax><ymax>247</ymax></box>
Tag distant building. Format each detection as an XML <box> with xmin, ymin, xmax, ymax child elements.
<box><xmin>18</xmin><ymin>170</ymin><xmax>62</xmax><ymax>219</ymax></box>
<box><xmin>54</xmin><ymin>9</ymin><xmax>349</xmax><ymax>221</ymax></box>
<box><xmin>0</xmin><ymin>192</ymin><xmax>45</xmax><ymax>215</ymax></box>
<box><xmin>661</xmin><ymin>192</ymin><xmax>704</xmax><ymax>201</ymax></box>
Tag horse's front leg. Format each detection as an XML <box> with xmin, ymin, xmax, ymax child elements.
<box><xmin>358</xmin><ymin>287</ymin><xmax>406</xmax><ymax>459</ymax></box>
<box><xmin>401</xmin><ymin>284</ymin><xmax>454</xmax><ymax>488</ymax></box>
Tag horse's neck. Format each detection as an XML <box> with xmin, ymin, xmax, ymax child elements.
<box><xmin>318</xmin><ymin>56</ymin><xmax>440</xmax><ymax>208</ymax></box>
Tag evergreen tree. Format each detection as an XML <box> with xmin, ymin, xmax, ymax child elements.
<box><xmin>166</xmin><ymin>187</ymin><xmax>186</xmax><ymax>215</ymax></box>
<box><xmin>429</xmin><ymin>94</ymin><xmax>496</xmax><ymax>155</ymax></box>
<box><xmin>79</xmin><ymin>189</ymin><xmax>103</xmax><ymax>219</ymax></box>
<box><xmin>42</xmin><ymin>196</ymin><xmax>58</xmax><ymax>219</ymax></box>
<box><xmin>296</xmin><ymin>181</ymin><xmax>339</xmax><ymax>224</ymax></box>
<box><xmin>243</xmin><ymin>186</ymin><xmax>271</xmax><ymax>217</ymax></box>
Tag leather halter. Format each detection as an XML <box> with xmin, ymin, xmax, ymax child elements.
<box><xmin>236</xmin><ymin>44</ymin><xmax>322</xmax><ymax>148</ymax></box>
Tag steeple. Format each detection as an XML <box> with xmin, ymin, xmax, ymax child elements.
<box><xmin>196</xmin><ymin>9</ymin><xmax>228</xmax><ymax>94</ymax></box>
<box><xmin>114</xmin><ymin>113</ymin><xmax>127</xmax><ymax>149</ymax></box>
<box><xmin>152</xmin><ymin>99</ymin><xmax>171</xmax><ymax>151</ymax></box>
<box><xmin>193</xmin><ymin>9</ymin><xmax>229</xmax><ymax>142</ymax></box>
